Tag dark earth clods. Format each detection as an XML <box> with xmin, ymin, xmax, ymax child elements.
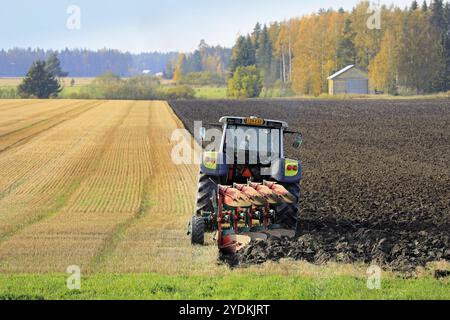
<box><xmin>170</xmin><ymin>99</ymin><xmax>450</xmax><ymax>273</ymax></box>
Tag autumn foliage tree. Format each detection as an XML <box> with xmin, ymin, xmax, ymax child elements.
<box><xmin>227</xmin><ymin>66</ymin><xmax>263</xmax><ymax>98</ymax></box>
<box><xmin>291</xmin><ymin>11</ymin><xmax>345</xmax><ymax>95</ymax></box>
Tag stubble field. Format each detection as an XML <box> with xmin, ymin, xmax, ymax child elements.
<box><xmin>0</xmin><ymin>99</ymin><xmax>221</xmax><ymax>275</ymax></box>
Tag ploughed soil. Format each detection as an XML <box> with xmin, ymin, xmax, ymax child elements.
<box><xmin>170</xmin><ymin>99</ymin><xmax>450</xmax><ymax>272</ymax></box>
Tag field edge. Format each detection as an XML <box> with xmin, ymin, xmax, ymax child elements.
<box><xmin>0</xmin><ymin>273</ymin><xmax>449</xmax><ymax>300</ymax></box>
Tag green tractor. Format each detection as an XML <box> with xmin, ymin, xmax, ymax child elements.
<box><xmin>188</xmin><ymin>116</ymin><xmax>303</xmax><ymax>252</ymax></box>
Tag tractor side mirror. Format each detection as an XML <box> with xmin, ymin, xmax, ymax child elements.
<box><xmin>293</xmin><ymin>133</ymin><xmax>303</xmax><ymax>149</ymax></box>
<box><xmin>198</xmin><ymin>127</ymin><xmax>206</xmax><ymax>140</ymax></box>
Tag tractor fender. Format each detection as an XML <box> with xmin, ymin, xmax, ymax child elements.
<box><xmin>271</xmin><ymin>158</ymin><xmax>302</xmax><ymax>183</ymax></box>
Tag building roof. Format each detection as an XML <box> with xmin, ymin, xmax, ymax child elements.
<box><xmin>327</xmin><ymin>65</ymin><xmax>358</xmax><ymax>80</ymax></box>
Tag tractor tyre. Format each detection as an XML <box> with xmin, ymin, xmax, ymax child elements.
<box><xmin>191</xmin><ymin>215</ymin><xmax>205</xmax><ymax>245</ymax></box>
<box><xmin>196</xmin><ymin>173</ymin><xmax>218</xmax><ymax>214</ymax></box>
<box><xmin>273</xmin><ymin>182</ymin><xmax>300</xmax><ymax>230</ymax></box>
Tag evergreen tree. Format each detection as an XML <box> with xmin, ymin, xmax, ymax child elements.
<box><xmin>336</xmin><ymin>18</ymin><xmax>357</xmax><ymax>68</ymax></box>
<box><xmin>256</xmin><ymin>25</ymin><xmax>274</xmax><ymax>86</ymax></box>
<box><xmin>430</xmin><ymin>0</ymin><xmax>447</xmax><ymax>91</ymax></box>
<box><xmin>189</xmin><ymin>50</ymin><xmax>203</xmax><ymax>73</ymax></box>
<box><xmin>431</xmin><ymin>0</ymin><xmax>446</xmax><ymax>29</ymax></box>
<box><xmin>165</xmin><ymin>59</ymin><xmax>175</xmax><ymax>79</ymax></box>
<box><xmin>229</xmin><ymin>36</ymin><xmax>256</xmax><ymax>75</ymax></box>
<box><xmin>444</xmin><ymin>1</ymin><xmax>450</xmax><ymax>90</ymax></box>
<box><xmin>252</xmin><ymin>23</ymin><xmax>262</xmax><ymax>50</ymax></box>
<box><xmin>245</xmin><ymin>35</ymin><xmax>256</xmax><ymax>66</ymax></box>
<box><xmin>411</xmin><ymin>0</ymin><xmax>419</xmax><ymax>10</ymax></box>
<box><xmin>198</xmin><ymin>39</ymin><xmax>208</xmax><ymax>51</ymax></box>
<box><xmin>18</xmin><ymin>60</ymin><xmax>61</xmax><ymax>98</ymax></box>
<box><xmin>45</xmin><ymin>53</ymin><xmax>69</xmax><ymax>77</ymax></box>
<box><xmin>229</xmin><ymin>36</ymin><xmax>245</xmax><ymax>75</ymax></box>
<box><xmin>422</xmin><ymin>1</ymin><xmax>428</xmax><ymax>11</ymax></box>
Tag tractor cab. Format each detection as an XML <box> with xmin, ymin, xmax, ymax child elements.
<box><xmin>200</xmin><ymin>116</ymin><xmax>302</xmax><ymax>185</ymax></box>
<box><xmin>223</xmin><ymin>117</ymin><xmax>282</xmax><ymax>165</ymax></box>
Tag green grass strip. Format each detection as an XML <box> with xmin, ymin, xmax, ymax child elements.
<box><xmin>0</xmin><ymin>273</ymin><xmax>448</xmax><ymax>300</ymax></box>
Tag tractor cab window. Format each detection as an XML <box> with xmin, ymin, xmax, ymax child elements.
<box><xmin>224</xmin><ymin>125</ymin><xmax>281</xmax><ymax>165</ymax></box>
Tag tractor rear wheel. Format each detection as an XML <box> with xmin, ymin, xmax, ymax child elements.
<box><xmin>273</xmin><ymin>182</ymin><xmax>300</xmax><ymax>230</ymax></box>
<box><xmin>190</xmin><ymin>215</ymin><xmax>205</xmax><ymax>245</ymax></box>
<box><xmin>196</xmin><ymin>173</ymin><xmax>219</xmax><ymax>232</ymax></box>
<box><xmin>196</xmin><ymin>173</ymin><xmax>218</xmax><ymax>213</ymax></box>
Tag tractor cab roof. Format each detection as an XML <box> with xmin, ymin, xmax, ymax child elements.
<box><xmin>219</xmin><ymin>116</ymin><xmax>288</xmax><ymax>129</ymax></box>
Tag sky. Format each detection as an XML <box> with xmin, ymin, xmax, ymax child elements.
<box><xmin>0</xmin><ymin>0</ymin><xmax>414</xmax><ymax>53</ymax></box>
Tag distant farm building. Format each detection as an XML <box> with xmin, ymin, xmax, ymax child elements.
<box><xmin>327</xmin><ymin>65</ymin><xmax>369</xmax><ymax>95</ymax></box>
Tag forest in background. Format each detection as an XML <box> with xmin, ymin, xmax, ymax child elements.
<box><xmin>174</xmin><ymin>0</ymin><xmax>450</xmax><ymax>96</ymax></box>
<box><xmin>0</xmin><ymin>48</ymin><xmax>179</xmax><ymax>77</ymax></box>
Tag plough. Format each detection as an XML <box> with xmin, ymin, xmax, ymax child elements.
<box><xmin>218</xmin><ymin>182</ymin><xmax>297</xmax><ymax>253</ymax></box>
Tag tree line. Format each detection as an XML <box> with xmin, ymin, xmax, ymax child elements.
<box><xmin>14</xmin><ymin>54</ymin><xmax>195</xmax><ymax>100</ymax></box>
<box><xmin>0</xmin><ymin>48</ymin><xmax>178</xmax><ymax>77</ymax></box>
<box><xmin>234</xmin><ymin>0</ymin><xmax>450</xmax><ymax>96</ymax></box>
<box><xmin>174</xmin><ymin>0</ymin><xmax>449</xmax><ymax>97</ymax></box>
<box><xmin>170</xmin><ymin>40</ymin><xmax>232</xmax><ymax>83</ymax></box>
